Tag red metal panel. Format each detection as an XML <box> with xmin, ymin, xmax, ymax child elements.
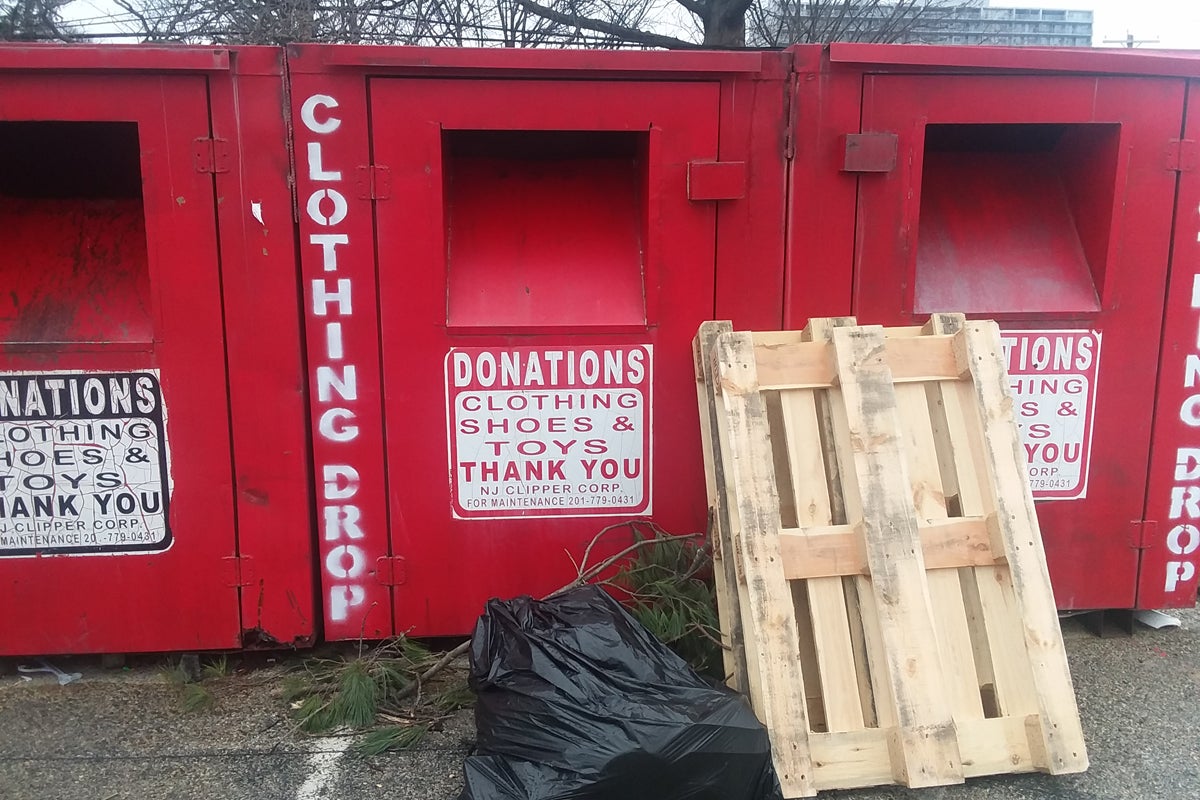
<box><xmin>0</xmin><ymin>44</ymin><xmax>230</xmax><ymax>71</ymax></box>
<box><xmin>288</xmin><ymin>43</ymin><xmax>764</xmax><ymax>74</ymax></box>
<box><xmin>0</xmin><ymin>73</ymin><xmax>240</xmax><ymax>654</ymax></box>
<box><xmin>1140</xmin><ymin>79</ymin><xmax>1200</xmax><ymax>609</ymax></box>
<box><xmin>853</xmin><ymin>72</ymin><xmax>1185</xmax><ymax>610</ymax></box>
<box><xmin>292</xmin><ymin>72</ymin><xmax>394</xmax><ymax>641</ymax></box>
<box><xmin>369</xmin><ymin>78</ymin><xmax>721</xmax><ymax>637</ymax></box>
<box><xmin>210</xmin><ymin>50</ymin><xmax>316</xmax><ymax>646</ymax></box>
<box><xmin>828</xmin><ymin>42</ymin><xmax>1200</xmax><ymax>78</ymax></box>
<box><xmin>784</xmin><ymin>65</ymin><xmax>861</xmax><ymax>327</ymax></box>
<box><xmin>712</xmin><ymin>55</ymin><xmax>789</xmax><ymax>330</ymax></box>
<box><xmin>687</xmin><ymin>160</ymin><xmax>746</xmax><ymax>201</ymax></box>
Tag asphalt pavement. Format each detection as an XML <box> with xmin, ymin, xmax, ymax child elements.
<box><xmin>1</xmin><ymin>608</ymin><xmax>1198</xmax><ymax>800</ymax></box>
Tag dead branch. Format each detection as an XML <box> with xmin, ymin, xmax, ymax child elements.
<box><xmin>398</xmin><ymin>520</ymin><xmax>704</xmax><ymax>696</ymax></box>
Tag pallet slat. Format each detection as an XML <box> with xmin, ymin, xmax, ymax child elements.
<box><xmin>695</xmin><ymin>315</ymin><xmax>1088</xmax><ymax>796</ymax></box>
<box><xmin>829</xmin><ymin>325</ymin><xmax>963</xmax><ymax>788</ymax></box>
<box><xmin>693</xmin><ymin>320</ymin><xmax>749</xmax><ymax>695</ymax></box>
<box><xmin>710</xmin><ymin>330</ymin><xmax>816</xmax><ymax>798</ymax></box>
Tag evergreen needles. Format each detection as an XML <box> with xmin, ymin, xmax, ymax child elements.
<box><xmin>285</xmin><ymin>636</ymin><xmax>471</xmax><ymax>753</ymax></box>
<box><xmin>609</xmin><ymin>524</ymin><xmax>724</xmax><ymax>680</ymax></box>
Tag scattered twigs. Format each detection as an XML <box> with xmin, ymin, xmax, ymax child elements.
<box><xmin>400</xmin><ymin>519</ymin><xmax>702</xmax><ymax>696</ymax></box>
<box><xmin>287</xmin><ymin>519</ymin><xmax>711</xmax><ymax>752</ymax></box>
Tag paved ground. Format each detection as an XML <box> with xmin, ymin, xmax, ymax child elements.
<box><xmin>1</xmin><ymin>608</ymin><xmax>1197</xmax><ymax>800</ymax></box>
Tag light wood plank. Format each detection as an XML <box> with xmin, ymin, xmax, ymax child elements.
<box><xmin>923</xmin><ymin>313</ymin><xmax>1005</xmax><ymax>722</ymax></box>
<box><xmin>776</xmin><ymin>343</ymin><xmax>865</xmax><ymax>733</ymax></box>
<box><xmin>956</xmin><ymin>321</ymin><xmax>1089</xmax><ymax>774</ymax></box>
<box><xmin>957</xmin><ymin>716</ymin><xmax>1038</xmax><ymax>778</ymax></box>
<box><xmin>713</xmin><ymin>330</ymin><xmax>816</xmax><ymax>798</ymax></box>
<box><xmin>895</xmin><ymin>378</ymin><xmax>986</xmax><ymax>725</ymax></box>
<box><xmin>808</xmin><ymin>715</ymin><xmax>1037</xmax><ymax>791</ymax></box>
<box><xmin>781</xmin><ymin>391</ymin><xmax>833</xmax><ymax>528</ymax></box>
<box><xmin>842</xmin><ymin>577</ymin><xmax>879</xmax><ymax>729</ymax></box>
<box><xmin>779</xmin><ymin>517</ymin><xmax>998</xmax><ymax>579</ymax></box>
<box><xmin>693</xmin><ymin>322</ymin><xmax>748</xmax><ymax>694</ymax></box>
<box><xmin>812</xmin><ymin>324</ymin><xmax>901</xmax><ymax>742</ymax></box>
<box><xmin>755</xmin><ymin>340</ymin><xmax>836</xmax><ymax>390</ymax></box>
<box><xmin>809</xmin><ymin>728</ymin><xmax>892</xmax><ymax>791</ymax></box>
<box><xmin>755</xmin><ymin>325</ymin><xmax>927</xmax><ymax>348</ymax></box>
<box><xmin>801</xmin><ymin>316</ymin><xmax>878</xmax><ymax>734</ymax></box>
<box><xmin>754</xmin><ymin>335</ymin><xmax>962</xmax><ymax>391</ymax></box>
<box><xmin>829</xmin><ymin>324</ymin><xmax>963</xmax><ymax>788</ymax></box>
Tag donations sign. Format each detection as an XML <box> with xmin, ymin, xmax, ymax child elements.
<box><xmin>446</xmin><ymin>346</ymin><xmax>652</xmax><ymax>519</ymax></box>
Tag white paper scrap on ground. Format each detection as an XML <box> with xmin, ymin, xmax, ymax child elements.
<box><xmin>1134</xmin><ymin>610</ymin><xmax>1182</xmax><ymax>630</ymax></box>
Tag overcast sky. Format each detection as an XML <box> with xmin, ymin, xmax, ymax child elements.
<box><xmin>61</xmin><ymin>0</ymin><xmax>1200</xmax><ymax>48</ymax></box>
<box><xmin>992</xmin><ymin>0</ymin><xmax>1200</xmax><ymax>48</ymax></box>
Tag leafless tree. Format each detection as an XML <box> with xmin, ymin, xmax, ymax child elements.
<box><xmin>1</xmin><ymin>0</ymin><xmax>76</xmax><ymax>40</ymax></box>
<box><xmin>104</xmin><ymin>0</ymin><xmax>665</xmax><ymax>45</ymax></box>
<box><xmin>748</xmin><ymin>0</ymin><xmax>963</xmax><ymax>47</ymax></box>
<box><xmin>84</xmin><ymin>0</ymin><xmax>980</xmax><ymax>48</ymax></box>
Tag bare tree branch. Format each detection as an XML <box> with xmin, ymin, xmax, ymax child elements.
<box><xmin>512</xmin><ymin>0</ymin><xmax>697</xmax><ymax>48</ymax></box>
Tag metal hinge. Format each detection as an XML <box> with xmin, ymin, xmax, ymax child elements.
<box><xmin>221</xmin><ymin>555</ymin><xmax>254</xmax><ymax>587</ymax></box>
<box><xmin>1130</xmin><ymin>520</ymin><xmax>1156</xmax><ymax>550</ymax></box>
<box><xmin>784</xmin><ymin>73</ymin><xmax>799</xmax><ymax>161</ymax></box>
<box><xmin>375</xmin><ymin>555</ymin><xmax>407</xmax><ymax>586</ymax></box>
<box><xmin>1165</xmin><ymin>139</ymin><xmax>1197</xmax><ymax>172</ymax></box>
<box><xmin>193</xmin><ymin>137</ymin><xmax>231</xmax><ymax>174</ymax></box>
<box><xmin>356</xmin><ymin>165</ymin><xmax>391</xmax><ymax>200</ymax></box>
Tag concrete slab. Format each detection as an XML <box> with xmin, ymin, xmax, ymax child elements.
<box><xmin>1</xmin><ymin>607</ymin><xmax>1198</xmax><ymax>799</ymax></box>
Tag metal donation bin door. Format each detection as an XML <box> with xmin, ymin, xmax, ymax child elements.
<box><xmin>363</xmin><ymin>79</ymin><xmax>720</xmax><ymax>636</ymax></box>
<box><xmin>0</xmin><ymin>73</ymin><xmax>239</xmax><ymax>652</ymax></box>
<box><xmin>851</xmin><ymin>73</ymin><xmax>1185</xmax><ymax>609</ymax></box>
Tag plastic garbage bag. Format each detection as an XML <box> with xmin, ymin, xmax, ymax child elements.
<box><xmin>459</xmin><ymin>585</ymin><xmax>782</xmax><ymax>800</ymax></box>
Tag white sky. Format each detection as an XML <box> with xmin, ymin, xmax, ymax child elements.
<box><xmin>990</xmin><ymin>0</ymin><xmax>1200</xmax><ymax>48</ymax></box>
<box><xmin>60</xmin><ymin>0</ymin><xmax>1200</xmax><ymax>48</ymax></box>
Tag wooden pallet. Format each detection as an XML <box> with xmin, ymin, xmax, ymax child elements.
<box><xmin>693</xmin><ymin>314</ymin><xmax>1088</xmax><ymax>797</ymax></box>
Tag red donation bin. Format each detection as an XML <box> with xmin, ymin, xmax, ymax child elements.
<box><xmin>290</xmin><ymin>46</ymin><xmax>789</xmax><ymax>639</ymax></box>
<box><xmin>787</xmin><ymin>44</ymin><xmax>1200</xmax><ymax>611</ymax></box>
<box><xmin>0</xmin><ymin>46</ymin><xmax>314</xmax><ymax>655</ymax></box>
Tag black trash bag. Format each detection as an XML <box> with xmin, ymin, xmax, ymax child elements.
<box><xmin>458</xmin><ymin>585</ymin><xmax>783</xmax><ymax>800</ymax></box>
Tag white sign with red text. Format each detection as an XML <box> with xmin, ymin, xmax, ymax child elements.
<box><xmin>446</xmin><ymin>346</ymin><xmax>652</xmax><ymax>519</ymax></box>
<box><xmin>1000</xmin><ymin>330</ymin><xmax>1101</xmax><ymax>501</ymax></box>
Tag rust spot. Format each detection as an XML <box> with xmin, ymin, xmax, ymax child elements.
<box><xmin>5</xmin><ymin>294</ymin><xmax>77</xmax><ymax>347</ymax></box>
<box><xmin>241</xmin><ymin>488</ymin><xmax>270</xmax><ymax>506</ymax></box>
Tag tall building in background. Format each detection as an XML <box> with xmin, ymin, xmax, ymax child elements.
<box><xmin>773</xmin><ymin>2</ymin><xmax>1095</xmax><ymax>48</ymax></box>
<box><xmin>928</xmin><ymin>1</ymin><xmax>1094</xmax><ymax>46</ymax></box>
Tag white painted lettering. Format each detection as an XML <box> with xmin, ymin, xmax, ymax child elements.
<box><xmin>311</xmin><ymin>234</ymin><xmax>349</xmax><ymax>271</ymax></box>
<box><xmin>326</xmin><ymin>323</ymin><xmax>344</xmax><ymax>360</ymax></box>
<box><xmin>325</xmin><ymin>544</ymin><xmax>366</xmax><ymax>579</ymax></box>
<box><xmin>1169</xmin><ymin>486</ymin><xmax>1200</xmax><ymax>519</ymax></box>
<box><xmin>1175</xmin><ymin>448</ymin><xmax>1200</xmax><ymax>481</ymax></box>
<box><xmin>1167</xmin><ymin>524</ymin><xmax>1200</xmax><ymax>556</ymax></box>
<box><xmin>323</xmin><ymin>465</ymin><xmax>360</xmax><ymax>501</ymax></box>
<box><xmin>1166</xmin><ymin>560</ymin><xmax>1196</xmax><ymax>592</ymax></box>
<box><xmin>301</xmin><ymin>94</ymin><xmax>341</xmax><ymax>134</ymax></box>
<box><xmin>323</xmin><ymin>505</ymin><xmax>364</xmax><ymax>541</ymax></box>
<box><xmin>1181</xmin><ymin>395</ymin><xmax>1200</xmax><ymax>427</ymax></box>
<box><xmin>303</xmin><ymin>90</ymin><xmax>368</xmax><ymax>633</ymax></box>
<box><xmin>329</xmin><ymin>585</ymin><xmax>365</xmax><ymax>622</ymax></box>
<box><xmin>307</xmin><ymin>142</ymin><xmax>343</xmax><ymax>181</ymax></box>
<box><xmin>307</xmin><ymin>188</ymin><xmax>348</xmax><ymax>227</ymax></box>
<box><xmin>318</xmin><ymin>408</ymin><xmax>359</xmax><ymax>443</ymax></box>
<box><xmin>317</xmin><ymin>365</ymin><xmax>358</xmax><ymax>403</ymax></box>
<box><xmin>312</xmin><ymin>279</ymin><xmax>352</xmax><ymax>316</ymax></box>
